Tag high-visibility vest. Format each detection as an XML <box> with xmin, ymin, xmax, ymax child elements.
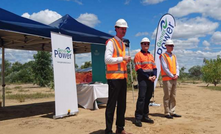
<box><xmin>160</xmin><ymin>53</ymin><xmax>177</xmax><ymax>81</ymax></box>
<box><xmin>106</xmin><ymin>38</ymin><xmax>127</xmax><ymax>79</ymax></box>
<box><xmin>134</xmin><ymin>51</ymin><xmax>156</xmax><ymax>72</ymax></box>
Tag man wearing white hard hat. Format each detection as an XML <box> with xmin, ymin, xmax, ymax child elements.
<box><xmin>134</xmin><ymin>37</ymin><xmax>157</xmax><ymax>127</ymax></box>
<box><xmin>104</xmin><ymin>19</ymin><xmax>132</xmax><ymax>134</ymax></box>
<box><xmin>160</xmin><ymin>39</ymin><xmax>181</xmax><ymax>119</ymax></box>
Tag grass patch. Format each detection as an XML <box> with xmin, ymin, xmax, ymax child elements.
<box><xmin>204</xmin><ymin>86</ymin><xmax>221</xmax><ymax>91</ymax></box>
<box><xmin>18</xmin><ymin>89</ymin><xmax>29</xmax><ymax>92</ymax></box>
<box><xmin>14</xmin><ymin>86</ymin><xmax>22</xmax><ymax>89</ymax></box>
<box><xmin>6</xmin><ymin>91</ymin><xmax>12</xmax><ymax>94</ymax></box>
<box><xmin>5</xmin><ymin>87</ymin><xmax>12</xmax><ymax>90</ymax></box>
<box><xmin>6</xmin><ymin>92</ymin><xmax>54</xmax><ymax>100</ymax></box>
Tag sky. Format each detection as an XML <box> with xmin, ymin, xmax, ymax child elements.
<box><xmin>1</xmin><ymin>0</ymin><xmax>221</xmax><ymax>72</ymax></box>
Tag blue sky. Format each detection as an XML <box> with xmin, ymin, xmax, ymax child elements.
<box><xmin>1</xmin><ymin>0</ymin><xmax>221</xmax><ymax>72</ymax></box>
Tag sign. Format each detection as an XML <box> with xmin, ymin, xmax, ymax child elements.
<box><xmin>51</xmin><ymin>32</ymin><xmax>78</xmax><ymax>118</ymax></box>
<box><xmin>154</xmin><ymin>13</ymin><xmax>176</xmax><ymax>88</ymax></box>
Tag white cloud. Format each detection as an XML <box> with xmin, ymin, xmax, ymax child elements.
<box><xmin>73</xmin><ymin>0</ymin><xmax>83</xmax><ymax>5</ymax></box>
<box><xmin>135</xmin><ymin>32</ymin><xmax>149</xmax><ymax>37</ymax></box>
<box><xmin>75</xmin><ymin>53</ymin><xmax>91</xmax><ymax>67</ymax></box>
<box><xmin>172</xmin><ymin>17</ymin><xmax>219</xmax><ymax>39</ymax></box>
<box><xmin>151</xmin><ymin>17</ymin><xmax>218</xmax><ymax>40</ymax></box>
<box><xmin>169</xmin><ymin>0</ymin><xmax>221</xmax><ymax>20</ymax></box>
<box><xmin>173</xmin><ymin>38</ymin><xmax>200</xmax><ymax>50</ymax></box>
<box><xmin>202</xmin><ymin>40</ymin><xmax>210</xmax><ymax>47</ymax></box>
<box><xmin>125</xmin><ymin>0</ymin><xmax>131</xmax><ymax>5</ymax></box>
<box><xmin>0</xmin><ymin>49</ymin><xmax>37</xmax><ymax>64</ymax></box>
<box><xmin>141</xmin><ymin>0</ymin><xmax>165</xmax><ymax>5</ymax></box>
<box><xmin>22</xmin><ymin>9</ymin><xmax>62</xmax><ymax>25</ymax></box>
<box><xmin>63</xmin><ymin>0</ymin><xmax>83</xmax><ymax>5</ymax></box>
<box><xmin>174</xmin><ymin>49</ymin><xmax>221</xmax><ymax>71</ymax></box>
<box><xmin>211</xmin><ymin>31</ymin><xmax>221</xmax><ymax>45</ymax></box>
<box><xmin>76</xmin><ymin>13</ymin><xmax>100</xmax><ymax>28</ymax></box>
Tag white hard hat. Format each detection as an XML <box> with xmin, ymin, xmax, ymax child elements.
<box><xmin>141</xmin><ymin>37</ymin><xmax>150</xmax><ymax>43</ymax></box>
<box><xmin>165</xmin><ymin>39</ymin><xmax>174</xmax><ymax>45</ymax></box>
<box><xmin>115</xmin><ymin>19</ymin><xmax>128</xmax><ymax>28</ymax></box>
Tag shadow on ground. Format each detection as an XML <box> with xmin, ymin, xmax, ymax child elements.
<box><xmin>0</xmin><ymin>101</ymin><xmax>55</xmax><ymax>121</ymax></box>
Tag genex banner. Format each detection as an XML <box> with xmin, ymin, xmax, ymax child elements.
<box><xmin>154</xmin><ymin>13</ymin><xmax>176</xmax><ymax>88</ymax></box>
<box><xmin>51</xmin><ymin>32</ymin><xmax>78</xmax><ymax>118</ymax></box>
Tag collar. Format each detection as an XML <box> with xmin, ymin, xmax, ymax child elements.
<box><xmin>166</xmin><ymin>51</ymin><xmax>173</xmax><ymax>55</ymax></box>
<box><xmin>141</xmin><ymin>49</ymin><xmax>150</xmax><ymax>54</ymax></box>
<box><xmin>114</xmin><ymin>36</ymin><xmax>123</xmax><ymax>43</ymax></box>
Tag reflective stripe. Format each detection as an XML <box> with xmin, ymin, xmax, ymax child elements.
<box><xmin>106</xmin><ymin>71</ymin><xmax>127</xmax><ymax>74</ymax></box>
<box><xmin>135</xmin><ymin>62</ymin><xmax>155</xmax><ymax>65</ymax></box>
<box><xmin>135</xmin><ymin>62</ymin><xmax>141</xmax><ymax>65</ymax></box>
<box><xmin>111</xmin><ymin>38</ymin><xmax>121</xmax><ymax>71</ymax></box>
<box><xmin>143</xmin><ymin>69</ymin><xmax>153</xmax><ymax>72</ymax></box>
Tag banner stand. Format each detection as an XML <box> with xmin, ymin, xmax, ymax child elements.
<box><xmin>51</xmin><ymin>32</ymin><xmax>79</xmax><ymax>119</ymax></box>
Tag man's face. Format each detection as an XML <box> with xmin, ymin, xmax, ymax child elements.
<box><xmin>141</xmin><ymin>42</ymin><xmax>150</xmax><ymax>51</ymax></box>
<box><xmin>166</xmin><ymin>45</ymin><xmax>174</xmax><ymax>52</ymax></box>
<box><xmin>116</xmin><ymin>27</ymin><xmax>127</xmax><ymax>38</ymax></box>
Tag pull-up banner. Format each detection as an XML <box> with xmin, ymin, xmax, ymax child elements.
<box><xmin>154</xmin><ymin>13</ymin><xmax>176</xmax><ymax>88</ymax></box>
<box><xmin>51</xmin><ymin>32</ymin><xmax>78</xmax><ymax>118</ymax></box>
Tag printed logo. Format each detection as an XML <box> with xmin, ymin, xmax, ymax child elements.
<box><xmin>156</xmin><ymin>16</ymin><xmax>175</xmax><ymax>55</ymax></box>
<box><xmin>54</xmin><ymin>47</ymin><xmax>72</xmax><ymax>59</ymax></box>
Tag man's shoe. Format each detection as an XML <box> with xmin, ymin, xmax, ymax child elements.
<box><xmin>116</xmin><ymin>129</ymin><xmax>133</xmax><ymax>134</ymax></box>
<box><xmin>172</xmin><ymin>114</ymin><xmax>182</xmax><ymax>117</ymax></box>
<box><xmin>165</xmin><ymin>115</ymin><xmax>173</xmax><ymax>119</ymax></box>
<box><xmin>134</xmin><ymin>119</ymin><xmax>142</xmax><ymax>127</ymax></box>
<box><xmin>141</xmin><ymin>117</ymin><xmax>154</xmax><ymax>124</ymax></box>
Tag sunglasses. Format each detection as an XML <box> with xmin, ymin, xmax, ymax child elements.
<box><xmin>141</xmin><ymin>43</ymin><xmax>150</xmax><ymax>45</ymax></box>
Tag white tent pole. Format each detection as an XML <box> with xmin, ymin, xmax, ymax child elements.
<box><xmin>1</xmin><ymin>46</ymin><xmax>5</xmax><ymax>107</ymax></box>
<box><xmin>127</xmin><ymin>47</ymin><xmax>135</xmax><ymax>103</ymax></box>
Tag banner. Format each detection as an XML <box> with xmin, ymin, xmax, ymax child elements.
<box><xmin>154</xmin><ymin>13</ymin><xmax>176</xmax><ymax>88</ymax></box>
<box><xmin>51</xmin><ymin>32</ymin><xmax>78</xmax><ymax>118</ymax></box>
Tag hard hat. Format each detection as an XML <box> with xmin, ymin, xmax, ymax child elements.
<box><xmin>141</xmin><ymin>37</ymin><xmax>150</xmax><ymax>43</ymax></box>
<box><xmin>165</xmin><ymin>39</ymin><xmax>174</xmax><ymax>45</ymax></box>
<box><xmin>115</xmin><ymin>19</ymin><xmax>128</xmax><ymax>28</ymax></box>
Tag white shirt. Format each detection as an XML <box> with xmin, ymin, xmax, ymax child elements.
<box><xmin>104</xmin><ymin>36</ymin><xmax>124</xmax><ymax>64</ymax></box>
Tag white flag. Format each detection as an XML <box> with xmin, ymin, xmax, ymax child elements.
<box><xmin>154</xmin><ymin>13</ymin><xmax>176</xmax><ymax>88</ymax></box>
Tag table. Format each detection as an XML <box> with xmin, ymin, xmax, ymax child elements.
<box><xmin>77</xmin><ymin>83</ymin><xmax>108</xmax><ymax>110</ymax></box>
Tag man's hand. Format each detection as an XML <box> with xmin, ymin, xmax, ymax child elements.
<box><xmin>149</xmin><ymin>76</ymin><xmax>156</xmax><ymax>82</ymax></box>
<box><xmin>123</xmin><ymin>56</ymin><xmax>131</xmax><ymax>62</ymax></box>
<box><xmin>172</xmin><ymin>75</ymin><xmax>178</xmax><ymax>80</ymax></box>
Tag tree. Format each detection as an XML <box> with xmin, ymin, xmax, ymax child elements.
<box><xmin>5</xmin><ymin>61</ymin><xmax>34</xmax><ymax>83</ymax></box>
<box><xmin>178</xmin><ymin>66</ymin><xmax>189</xmax><ymax>81</ymax></box>
<box><xmin>188</xmin><ymin>65</ymin><xmax>202</xmax><ymax>80</ymax></box>
<box><xmin>80</xmin><ymin>61</ymin><xmax>92</xmax><ymax>69</ymax></box>
<box><xmin>201</xmin><ymin>56</ymin><xmax>221</xmax><ymax>86</ymax></box>
<box><xmin>75</xmin><ymin>63</ymin><xmax>79</xmax><ymax>69</ymax></box>
<box><xmin>32</xmin><ymin>51</ymin><xmax>53</xmax><ymax>87</ymax></box>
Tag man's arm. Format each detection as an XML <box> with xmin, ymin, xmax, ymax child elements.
<box><xmin>104</xmin><ymin>40</ymin><xmax>123</xmax><ymax>64</ymax></box>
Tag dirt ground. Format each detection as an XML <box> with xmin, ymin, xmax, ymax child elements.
<box><xmin>0</xmin><ymin>82</ymin><xmax>221</xmax><ymax>134</ymax></box>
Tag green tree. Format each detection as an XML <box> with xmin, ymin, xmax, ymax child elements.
<box><xmin>201</xmin><ymin>56</ymin><xmax>221</xmax><ymax>86</ymax></box>
<box><xmin>75</xmin><ymin>63</ymin><xmax>79</xmax><ymax>69</ymax></box>
<box><xmin>188</xmin><ymin>65</ymin><xmax>202</xmax><ymax>80</ymax></box>
<box><xmin>32</xmin><ymin>51</ymin><xmax>53</xmax><ymax>87</ymax></box>
<box><xmin>80</xmin><ymin>61</ymin><xmax>92</xmax><ymax>69</ymax></box>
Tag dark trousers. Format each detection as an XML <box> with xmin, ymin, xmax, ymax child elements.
<box><xmin>135</xmin><ymin>79</ymin><xmax>154</xmax><ymax>120</ymax></box>
<box><xmin>105</xmin><ymin>79</ymin><xmax>127</xmax><ymax>134</ymax></box>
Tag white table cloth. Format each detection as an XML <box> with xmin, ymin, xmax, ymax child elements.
<box><xmin>77</xmin><ymin>83</ymin><xmax>108</xmax><ymax>110</ymax></box>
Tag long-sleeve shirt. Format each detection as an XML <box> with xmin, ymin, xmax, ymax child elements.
<box><xmin>160</xmin><ymin>51</ymin><xmax>179</xmax><ymax>78</ymax></box>
<box><xmin>104</xmin><ymin>36</ymin><xmax>124</xmax><ymax>64</ymax></box>
<box><xmin>134</xmin><ymin>50</ymin><xmax>157</xmax><ymax>81</ymax></box>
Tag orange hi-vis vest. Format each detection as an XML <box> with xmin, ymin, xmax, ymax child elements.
<box><xmin>134</xmin><ymin>51</ymin><xmax>156</xmax><ymax>72</ymax></box>
<box><xmin>106</xmin><ymin>38</ymin><xmax>127</xmax><ymax>79</ymax></box>
<box><xmin>160</xmin><ymin>53</ymin><xmax>177</xmax><ymax>81</ymax></box>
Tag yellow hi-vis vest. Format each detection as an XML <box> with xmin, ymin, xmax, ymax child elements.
<box><xmin>106</xmin><ymin>38</ymin><xmax>127</xmax><ymax>79</ymax></box>
<box><xmin>160</xmin><ymin>53</ymin><xmax>177</xmax><ymax>81</ymax></box>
